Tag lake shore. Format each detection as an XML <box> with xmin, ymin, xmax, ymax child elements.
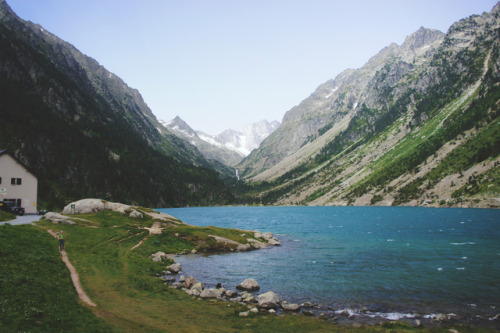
<box><xmin>164</xmin><ymin>250</ymin><xmax>500</xmax><ymax>330</ymax></box>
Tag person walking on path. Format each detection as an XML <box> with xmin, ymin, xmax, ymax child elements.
<box><xmin>57</xmin><ymin>231</ymin><xmax>65</xmax><ymax>251</ymax></box>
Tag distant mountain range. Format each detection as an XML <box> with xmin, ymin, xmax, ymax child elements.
<box><xmin>161</xmin><ymin>117</ymin><xmax>279</xmax><ymax>166</ymax></box>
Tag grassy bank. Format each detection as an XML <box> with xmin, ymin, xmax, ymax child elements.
<box><xmin>0</xmin><ymin>223</ymin><xmax>110</xmax><ymax>332</ymax></box>
<box><xmin>0</xmin><ymin>210</ymin><xmax>15</xmax><ymax>222</ymax></box>
<box><xmin>2</xmin><ymin>211</ymin><xmax>496</xmax><ymax>332</ymax></box>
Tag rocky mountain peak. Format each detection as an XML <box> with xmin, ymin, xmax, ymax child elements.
<box><xmin>163</xmin><ymin>116</ymin><xmax>198</xmax><ymax>138</ymax></box>
<box><xmin>401</xmin><ymin>26</ymin><xmax>445</xmax><ymax>52</ymax></box>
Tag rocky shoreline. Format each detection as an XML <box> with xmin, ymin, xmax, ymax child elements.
<box><xmin>155</xmin><ymin>254</ymin><xmax>500</xmax><ymax>330</ymax></box>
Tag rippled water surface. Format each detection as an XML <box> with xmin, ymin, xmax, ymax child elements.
<box><xmin>159</xmin><ymin>206</ymin><xmax>500</xmax><ymax>317</ymax></box>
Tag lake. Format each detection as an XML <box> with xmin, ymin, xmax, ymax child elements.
<box><xmin>158</xmin><ymin>206</ymin><xmax>500</xmax><ymax>321</ymax></box>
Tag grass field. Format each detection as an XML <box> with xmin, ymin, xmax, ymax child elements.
<box><xmin>1</xmin><ymin>211</ymin><xmax>496</xmax><ymax>332</ymax></box>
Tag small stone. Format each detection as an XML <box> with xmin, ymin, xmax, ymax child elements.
<box><xmin>239</xmin><ymin>311</ymin><xmax>249</xmax><ymax>317</ymax></box>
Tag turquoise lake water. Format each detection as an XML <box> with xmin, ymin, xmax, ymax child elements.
<box><xmin>159</xmin><ymin>206</ymin><xmax>500</xmax><ymax>319</ymax></box>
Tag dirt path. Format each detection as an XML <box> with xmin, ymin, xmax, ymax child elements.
<box><xmin>130</xmin><ymin>222</ymin><xmax>164</xmax><ymax>250</ymax></box>
<box><xmin>47</xmin><ymin>229</ymin><xmax>96</xmax><ymax>307</ymax></box>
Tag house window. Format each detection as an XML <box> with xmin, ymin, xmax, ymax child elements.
<box><xmin>11</xmin><ymin>178</ymin><xmax>22</xmax><ymax>185</ymax></box>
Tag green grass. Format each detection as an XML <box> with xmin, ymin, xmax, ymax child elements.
<box><xmin>2</xmin><ymin>212</ymin><xmax>496</xmax><ymax>332</ymax></box>
<box><xmin>0</xmin><ymin>210</ymin><xmax>15</xmax><ymax>222</ymax></box>
<box><xmin>0</xmin><ymin>223</ymin><xmax>111</xmax><ymax>332</ymax></box>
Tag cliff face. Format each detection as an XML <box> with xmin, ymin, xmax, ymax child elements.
<box><xmin>238</xmin><ymin>27</ymin><xmax>445</xmax><ymax>178</ymax></box>
<box><xmin>0</xmin><ymin>0</ymin><xmax>233</xmax><ymax>208</ymax></box>
<box><xmin>237</xmin><ymin>4</ymin><xmax>500</xmax><ymax>208</ymax></box>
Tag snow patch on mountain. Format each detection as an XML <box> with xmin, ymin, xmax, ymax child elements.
<box><xmin>160</xmin><ymin>117</ymin><xmax>280</xmax><ymax>158</ymax></box>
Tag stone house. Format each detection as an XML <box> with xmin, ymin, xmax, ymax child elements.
<box><xmin>0</xmin><ymin>149</ymin><xmax>38</xmax><ymax>214</ymax></box>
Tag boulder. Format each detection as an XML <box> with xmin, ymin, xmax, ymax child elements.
<box><xmin>262</xmin><ymin>232</ymin><xmax>274</xmax><ymax>240</ymax></box>
<box><xmin>150</xmin><ymin>251</ymin><xmax>168</xmax><ymax>262</ymax></box>
<box><xmin>179</xmin><ymin>275</ymin><xmax>186</xmax><ymax>283</ymax></box>
<box><xmin>129</xmin><ymin>209</ymin><xmax>143</xmax><ymax>218</ymax></box>
<box><xmin>241</xmin><ymin>292</ymin><xmax>256</xmax><ymax>303</ymax></box>
<box><xmin>225</xmin><ymin>290</ymin><xmax>237</xmax><ymax>298</ymax></box>
<box><xmin>230</xmin><ymin>297</ymin><xmax>243</xmax><ymax>303</ymax></box>
<box><xmin>44</xmin><ymin>212</ymin><xmax>76</xmax><ymax>224</ymax></box>
<box><xmin>254</xmin><ymin>231</ymin><xmax>262</xmax><ymax>238</ymax></box>
<box><xmin>199</xmin><ymin>288</ymin><xmax>223</xmax><ymax>299</ymax></box>
<box><xmin>172</xmin><ymin>282</ymin><xmax>184</xmax><ymax>289</ymax></box>
<box><xmin>237</xmin><ymin>243</ymin><xmax>251</xmax><ymax>251</ymax></box>
<box><xmin>257</xmin><ymin>291</ymin><xmax>280</xmax><ymax>309</ymax></box>
<box><xmin>282</xmin><ymin>301</ymin><xmax>301</xmax><ymax>312</ymax></box>
<box><xmin>247</xmin><ymin>238</ymin><xmax>267</xmax><ymax>249</ymax></box>
<box><xmin>184</xmin><ymin>276</ymin><xmax>198</xmax><ymax>289</ymax></box>
<box><xmin>267</xmin><ymin>238</ymin><xmax>281</xmax><ymax>246</ymax></box>
<box><xmin>190</xmin><ymin>282</ymin><xmax>204</xmax><ymax>296</ymax></box>
<box><xmin>167</xmin><ymin>263</ymin><xmax>182</xmax><ymax>274</ymax></box>
<box><xmin>62</xmin><ymin>199</ymin><xmax>132</xmax><ymax>215</ymax></box>
<box><xmin>237</xmin><ymin>278</ymin><xmax>260</xmax><ymax>291</ymax></box>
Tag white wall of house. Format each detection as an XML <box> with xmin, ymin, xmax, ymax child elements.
<box><xmin>0</xmin><ymin>153</ymin><xmax>38</xmax><ymax>214</ymax></box>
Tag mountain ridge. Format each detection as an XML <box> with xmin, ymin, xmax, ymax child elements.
<box><xmin>0</xmin><ymin>0</ymin><xmax>233</xmax><ymax>208</ymax></box>
<box><xmin>236</xmin><ymin>4</ymin><xmax>500</xmax><ymax>208</ymax></box>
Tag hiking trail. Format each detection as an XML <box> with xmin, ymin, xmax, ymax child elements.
<box><xmin>47</xmin><ymin>229</ymin><xmax>96</xmax><ymax>307</ymax></box>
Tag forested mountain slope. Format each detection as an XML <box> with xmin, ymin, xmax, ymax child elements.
<box><xmin>0</xmin><ymin>0</ymin><xmax>233</xmax><ymax>209</ymax></box>
<box><xmin>237</xmin><ymin>4</ymin><xmax>500</xmax><ymax>208</ymax></box>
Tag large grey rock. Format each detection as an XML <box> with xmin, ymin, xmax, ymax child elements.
<box><xmin>184</xmin><ymin>276</ymin><xmax>198</xmax><ymax>289</ymax></box>
<box><xmin>129</xmin><ymin>209</ymin><xmax>143</xmax><ymax>218</ymax></box>
<box><xmin>237</xmin><ymin>243</ymin><xmax>251</xmax><ymax>251</ymax></box>
<box><xmin>240</xmin><ymin>292</ymin><xmax>256</xmax><ymax>303</ymax></box>
<box><xmin>247</xmin><ymin>239</ymin><xmax>267</xmax><ymax>249</ymax></box>
<box><xmin>261</xmin><ymin>232</ymin><xmax>274</xmax><ymax>240</ymax></box>
<box><xmin>282</xmin><ymin>301</ymin><xmax>301</xmax><ymax>312</ymax></box>
<box><xmin>44</xmin><ymin>212</ymin><xmax>76</xmax><ymax>224</ymax></box>
<box><xmin>190</xmin><ymin>282</ymin><xmax>204</xmax><ymax>296</ymax></box>
<box><xmin>62</xmin><ymin>199</ymin><xmax>131</xmax><ymax>215</ymax></box>
<box><xmin>199</xmin><ymin>288</ymin><xmax>223</xmax><ymax>299</ymax></box>
<box><xmin>257</xmin><ymin>291</ymin><xmax>280</xmax><ymax>309</ymax></box>
<box><xmin>167</xmin><ymin>263</ymin><xmax>182</xmax><ymax>274</ymax></box>
<box><xmin>237</xmin><ymin>278</ymin><xmax>260</xmax><ymax>291</ymax></box>
<box><xmin>150</xmin><ymin>251</ymin><xmax>168</xmax><ymax>262</ymax></box>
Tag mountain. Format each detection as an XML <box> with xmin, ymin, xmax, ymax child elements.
<box><xmin>237</xmin><ymin>4</ymin><xmax>500</xmax><ymax>208</ymax></box>
<box><xmin>0</xmin><ymin>0</ymin><xmax>233</xmax><ymax>208</ymax></box>
<box><xmin>163</xmin><ymin>117</ymin><xmax>279</xmax><ymax>166</ymax></box>
<box><xmin>160</xmin><ymin>116</ymin><xmax>244</xmax><ymax>167</ymax></box>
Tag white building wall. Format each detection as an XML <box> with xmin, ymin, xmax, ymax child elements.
<box><xmin>0</xmin><ymin>154</ymin><xmax>38</xmax><ymax>214</ymax></box>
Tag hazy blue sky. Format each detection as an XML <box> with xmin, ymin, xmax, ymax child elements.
<box><xmin>8</xmin><ymin>0</ymin><xmax>498</xmax><ymax>134</ymax></box>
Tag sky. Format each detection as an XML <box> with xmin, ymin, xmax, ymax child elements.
<box><xmin>7</xmin><ymin>0</ymin><xmax>498</xmax><ymax>135</ymax></box>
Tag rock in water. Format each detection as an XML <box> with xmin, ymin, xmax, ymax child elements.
<box><xmin>167</xmin><ymin>263</ymin><xmax>182</xmax><ymax>274</ymax></box>
<box><xmin>257</xmin><ymin>291</ymin><xmax>280</xmax><ymax>309</ymax></box>
<box><xmin>237</xmin><ymin>278</ymin><xmax>260</xmax><ymax>291</ymax></box>
<box><xmin>282</xmin><ymin>301</ymin><xmax>301</xmax><ymax>312</ymax></box>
